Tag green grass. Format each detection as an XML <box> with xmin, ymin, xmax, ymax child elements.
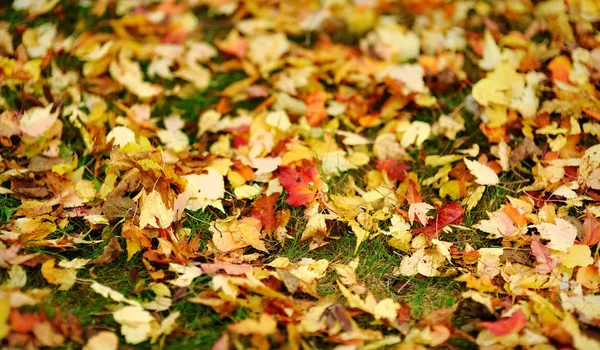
<box><xmin>0</xmin><ymin>195</ymin><xmax>20</xmax><ymax>226</ymax></box>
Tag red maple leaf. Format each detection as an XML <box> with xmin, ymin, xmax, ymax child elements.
<box><xmin>252</xmin><ymin>194</ymin><xmax>279</xmax><ymax>234</ymax></box>
<box><xmin>413</xmin><ymin>202</ymin><xmax>464</xmax><ymax>238</ymax></box>
<box><xmin>583</xmin><ymin>211</ymin><xmax>600</xmax><ymax>246</ymax></box>
<box><xmin>279</xmin><ymin>162</ymin><xmax>321</xmax><ymax>207</ymax></box>
<box><xmin>479</xmin><ymin>309</ymin><xmax>527</xmax><ymax>336</ymax></box>
<box><xmin>376</xmin><ymin>158</ymin><xmax>411</xmax><ymax>181</ymax></box>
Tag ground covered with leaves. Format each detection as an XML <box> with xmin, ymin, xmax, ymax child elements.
<box><xmin>1</xmin><ymin>0</ymin><xmax>600</xmax><ymax>349</ymax></box>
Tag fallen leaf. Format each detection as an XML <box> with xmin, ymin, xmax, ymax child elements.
<box><xmin>408</xmin><ymin>202</ymin><xmax>434</xmax><ymax>225</ymax></box>
<box><xmin>83</xmin><ymin>331</ymin><xmax>119</xmax><ymax>350</ymax></box>
<box><xmin>279</xmin><ymin>161</ymin><xmax>321</xmax><ymax>207</ymax></box>
<box><xmin>41</xmin><ymin>258</ymin><xmax>76</xmax><ymax>290</ymax></box>
<box><xmin>113</xmin><ymin>306</ymin><xmax>154</xmax><ymax>344</ymax></box>
<box><xmin>414</xmin><ymin>202</ymin><xmax>464</xmax><ymax>238</ymax></box>
<box><xmin>90</xmin><ymin>237</ymin><xmax>123</xmax><ymax>265</ymax></box>
<box><xmin>582</xmin><ymin>211</ymin><xmax>600</xmax><ymax>246</ymax></box>
<box><xmin>464</xmin><ymin>159</ymin><xmax>499</xmax><ymax>185</ymax></box>
<box><xmin>138</xmin><ymin>190</ymin><xmax>174</xmax><ymax>229</ymax></box>
<box><xmin>532</xmin><ymin>218</ymin><xmax>577</xmax><ymax>252</ymax></box>
<box><xmin>479</xmin><ymin>309</ymin><xmax>527</xmax><ymax>336</ymax></box>
<box><xmin>228</xmin><ymin>314</ymin><xmax>277</xmax><ymax>336</ymax></box>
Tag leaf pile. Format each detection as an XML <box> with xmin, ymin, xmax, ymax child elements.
<box><xmin>2</xmin><ymin>0</ymin><xmax>600</xmax><ymax>348</ymax></box>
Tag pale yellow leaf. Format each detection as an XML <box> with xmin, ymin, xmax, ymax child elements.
<box><xmin>532</xmin><ymin>218</ymin><xmax>577</xmax><ymax>252</ymax></box>
<box><xmin>464</xmin><ymin>159</ymin><xmax>499</xmax><ymax>185</ymax></box>
<box><xmin>265</xmin><ymin>110</ymin><xmax>291</xmax><ymax>131</ymax></box>
<box><xmin>20</xmin><ymin>104</ymin><xmax>59</xmax><ymax>137</ymax></box>
<box><xmin>138</xmin><ymin>191</ymin><xmax>173</xmax><ymax>229</ymax></box>
<box><xmin>83</xmin><ymin>331</ymin><xmax>119</xmax><ymax>350</ymax></box>
<box><xmin>479</xmin><ymin>30</ymin><xmax>501</xmax><ymax>71</ymax></box>
<box><xmin>408</xmin><ymin>202</ymin><xmax>434</xmax><ymax>225</ymax></box>
<box><xmin>400</xmin><ymin>121</ymin><xmax>431</xmax><ymax>148</ymax></box>
<box><xmin>113</xmin><ymin>306</ymin><xmax>154</xmax><ymax>344</ymax></box>
<box><xmin>169</xmin><ymin>264</ymin><xmax>203</xmax><ymax>287</ymax></box>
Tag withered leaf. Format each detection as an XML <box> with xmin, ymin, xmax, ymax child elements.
<box><xmin>102</xmin><ymin>196</ymin><xmax>136</xmax><ymax>221</ymax></box>
<box><xmin>277</xmin><ymin>268</ymin><xmax>300</xmax><ymax>294</ymax></box>
<box><xmin>509</xmin><ymin>138</ymin><xmax>541</xmax><ymax>167</ymax></box>
<box><xmin>90</xmin><ymin>237</ymin><xmax>124</xmax><ymax>265</ymax></box>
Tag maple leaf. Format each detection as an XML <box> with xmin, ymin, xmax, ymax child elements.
<box><xmin>479</xmin><ymin>309</ymin><xmax>527</xmax><ymax>336</ymax></box>
<box><xmin>376</xmin><ymin>158</ymin><xmax>411</xmax><ymax>181</ymax></box>
<box><xmin>229</xmin><ymin>314</ymin><xmax>277</xmax><ymax>336</ymax></box>
<box><xmin>408</xmin><ymin>202</ymin><xmax>434</xmax><ymax>225</ymax></box>
<box><xmin>279</xmin><ymin>161</ymin><xmax>321</xmax><ymax>207</ymax></box>
<box><xmin>121</xmin><ymin>222</ymin><xmax>152</xmax><ymax>261</ymax></box>
<box><xmin>532</xmin><ymin>218</ymin><xmax>577</xmax><ymax>252</ymax></box>
<box><xmin>304</xmin><ymin>90</ymin><xmax>328</xmax><ymax>126</ymax></box>
<box><xmin>211</xmin><ymin>217</ymin><xmax>268</xmax><ymax>253</ymax></box>
<box><xmin>413</xmin><ymin>202</ymin><xmax>464</xmax><ymax>238</ymax></box>
<box><xmin>13</xmin><ymin>0</ymin><xmax>60</xmax><ymax>15</ymax></box>
<box><xmin>41</xmin><ymin>258</ymin><xmax>77</xmax><ymax>290</ymax></box>
<box><xmin>404</xmin><ymin>179</ymin><xmax>422</xmax><ymax>204</ymax></box>
<box><xmin>476</xmin><ymin>211</ymin><xmax>518</xmax><ymax>239</ymax></box>
<box><xmin>109</xmin><ymin>52</ymin><xmax>163</xmax><ymax>99</ymax></box>
<box><xmin>464</xmin><ymin>159</ymin><xmax>499</xmax><ymax>185</ymax></box>
<box><xmin>138</xmin><ymin>190</ymin><xmax>174</xmax><ymax>229</ymax></box>
<box><xmin>530</xmin><ymin>233</ymin><xmax>556</xmax><ymax>274</ymax></box>
<box><xmin>582</xmin><ymin>211</ymin><xmax>600</xmax><ymax>246</ymax></box>
<box><xmin>90</xmin><ymin>237</ymin><xmax>123</xmax><ymax>265</ymax></box>
<box><xmin>215</xmin><ymin>29</ymin><xmax>247</xmax><ymax>59</ymax></box>
<box><xmin>252</xmin><ymin>194</ymin><xmax>279</xmax><ymax>234</ymax></box>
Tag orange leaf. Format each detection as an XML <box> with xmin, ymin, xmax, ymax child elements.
<box><xmin>583</xmin><ymin>211</ymin><xmax>600</xmax><ymax>246</ymax></box>
<box><xmin>503</xmin><ymin>204</ymin><xmax>527</xmax><ymax>227</ymax></box>
<box><xmin>279</xmin><ymin>161</ymin><xmax>321</xmax><ymax>207</ymax></box>
<box><xmin>405</xmin><ymin>179</ymin><xmax>422</xmax><ymax>204</ymax></box>
<box><xmin>10</xmin><ymin>309</ymin><xmax>43</xmax><ymax>333</ymax></box>
<box><xmin>252</xmin><ymin>194</ymin><xmax>279</xmax><ymax>234</ymax></box>
<box><xmin>547</xmin><ymin>55</ymin><xmax>571</xmax><ymax>84</ymax></box>
<box><xmin>479</xmin><ymin>309</ymin><xmax>527</xmax><ymax>336</ymax></box>
<box><xmin>304</xmin><ymin>91</ymin><xmax>328</xmax><ymax>126</ymax></box>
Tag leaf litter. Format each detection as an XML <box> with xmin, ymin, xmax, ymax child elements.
<box><xmin>1</xmin><ymin>0</ymin><xmax>600</xmax><ymax>348</ymax></box>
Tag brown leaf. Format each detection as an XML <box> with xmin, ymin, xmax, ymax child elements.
<box><xmin>509</xmin><ymin>138</ymin><xmax>540</xmax><ymax>167</ymax></box>
<box><xmin>90</xmin><ymin>237</ymin><xmax>124</xmax><ymax>265</ymax></box>
<box><xmin>277</xmin><ymin>268</ymin><xmax>300</xmax><ymax>294</ymax></box>
<box><xmin>11</xmin><ymin>178</ymin><xmax>52</xmax><ymax>199</ymax></box>
<box><xmin>583</xmin><ymin>211</ymin><xmax>600</xmax><ymax>246</ymax></box>
<box><xmin>102</xmin><ymin>196</ymin><xmax>136</xmax><ymax>221</ymax></box>
<box><xmin>27</xmin><ymin>156</ymin><xmax>70</xmax><ymax>172</ymax></box>
<box><xmin>51</xmin><ymin>309</ymin><xmax>82</xmax><ymax>341</ymax></box>
<box><xmin>252</xmin><ymin>194</ymin><xmax>279</xmax><ymax>235</ymax></box>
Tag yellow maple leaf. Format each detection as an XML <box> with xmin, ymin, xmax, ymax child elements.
<box><xmin>138</xmin><ymin>191</ymin><xmax>174</xmax><ymax>229</ymax></box>
<box><xmin>464</xmin><ymin>159</ymin><xmax>499</xmax><ymax>185</ymax></box>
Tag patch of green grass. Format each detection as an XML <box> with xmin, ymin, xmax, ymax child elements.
<box><xmin>394</xmin><ymin>276</ymin><xmax>461</xmax><ymax>318</ymax></box>
<box><xmin>0</xmin><ymin>195</ymin><xmax>20</xmax><ymax>226</ymax></box>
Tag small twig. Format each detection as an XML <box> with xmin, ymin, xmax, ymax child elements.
<box><xmin>493</xmin><ymin>184</ymin><xmax>520</xmax><ymax>193</ymax></box>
